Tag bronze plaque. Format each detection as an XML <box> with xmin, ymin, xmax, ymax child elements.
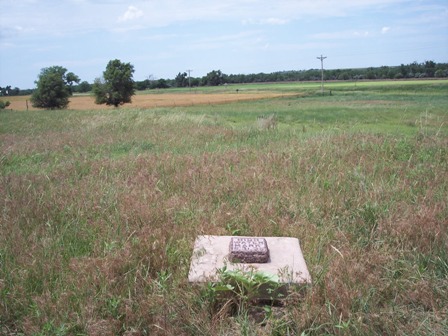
<box><xmin>229</xmin><ymin>237</ymin><xmax>269</xmax><ymax>263</ymax></box>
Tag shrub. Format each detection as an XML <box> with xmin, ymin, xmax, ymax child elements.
<box><xmin>0</xmin><ymin>100</ymin><xmax>10</xmax><ymax>109</ymax></box>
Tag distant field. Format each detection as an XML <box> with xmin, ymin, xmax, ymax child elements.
<box><xmin>6</xmin><ymin>90</ymin><xmax>300</xmax><ymax>111</ymax></box>
<box><xmin>1</xmin><ymin>80</ymin><xmax>447</xmax><ymax>335</ymax></box>
<box><xmin>5</xmin><ymin>79</ymin><xmax>446</xmax><ymax>111</ymax></box>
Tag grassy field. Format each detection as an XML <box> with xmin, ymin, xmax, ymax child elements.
<box><xmin>1</xmin><ymin>80</ymin><xmax>447</xmax><ymax>335</ymax></box>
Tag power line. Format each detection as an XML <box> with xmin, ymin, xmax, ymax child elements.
<box><xmin>186</xmin><ymin>69</ymin><xmax>193</xmax><ymax>91</ymax></box>
<box><xmin>317</xmin><ymin>55</ymin><xmax>327</xmax><ymax>94</ymax></box>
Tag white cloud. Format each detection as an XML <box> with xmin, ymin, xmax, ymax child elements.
<box><xmin>118</xmin><ymin>6</ymin><xmax>143</xmax><ymax>22</ymax></box>
<box><xmin>242</xmin><ymin>17</ymin><xmax>289</xmax><ymax>25</ymax></box>
<box><xmin>1</xmin><ymin>0</ymin><xmax>412</xmax><ymax>36</ymax></box>
<box><xmin>313</xmin><ymin>30</ymin><xmax>370</xmax><ymax>40</ymax></box>
<box><xmin>2</xmin><ymin>0</ymin><xmax>446</xmax><ymax>89</ymax></box>
<box><xmin>0</xmin><ymin>42</ymin><xmax>15</xmax><ymax>49</ymax></box>
<box><xmin>111</xmin><ymin>25</ymin><xmax>146</xmax><ymax>33</ymax></box>
<box><xmin>354</xmin><ymin>31</ymin><xmax>369</xmax><ymax>37</ymax></box>
<box><xmin>185</xmin><ymin>31</ymin><xmax>265</xmax><ymax>51</ymax></box>
<box><xmin>265</xmin><ymin>18</ymin><xmax>289</xmax><ymax>25</ymax></box>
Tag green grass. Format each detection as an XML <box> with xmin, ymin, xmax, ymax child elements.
<box><xmin>137</xmin><ymin>78</ymin><xmax>448</xmax><ymax>94</ymax></box>
<box><xmin>1</xmin><ymin>80</ymin><xmax>447</xmax><ymax>335</ymax></box>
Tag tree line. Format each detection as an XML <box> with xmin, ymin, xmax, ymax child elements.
<box><xmin>134</xmin><ymin>60</ymin><xmax>448</xmax><ymax>89</ymax></box>
<box><xmin>2</xmin><ymin>60</ymin><xmax>446</xmax><ymax>98</ymax></box>
<box><xmin>1</xmin><ymin>59</ymin><xmax>447</xmax><ymax>110</ymax></box>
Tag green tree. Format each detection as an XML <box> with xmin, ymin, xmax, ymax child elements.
<box><xmin>135</xmin><ymin>79</ymin><xmax>151</xmax><ymax>90</ymax></box>
<box><xmin>153</xmin><ymin>79</ymin><xmax>170</xmax><ymax>89</ymax></box>
<box><xmin>174</xmin><ymin>72</ymin><xmax>188</xmax><ymax>87</ymax></box>
<box><xmin>30</xmin><ymin>66</ymin><xmax>80</xmax><ymax>109</ymax></box>
<box><xmin>93</xmin><ymin>59</ymin><xmax>135</xmax><ymax>107</ymax></box>
<box><xmin>66</xmin><ymin>72</ymin><xmax>80</xmax><ymax>94</ymax></box>
<box><xmin>338</xmin><ymin>72</ymin><xmax>350</xmax><ymax>80</ymax></box>
<box><xmin>11</xmin><ymin>87</ymin><xmax>20</xmax><ymax>96</ymax></box>
<box><xmin>76</xmin><ymin>81</ymin><xmax>92</xmax><ymax>93</ymax></box>
<box><xmin>0</xmin><ymin>85</ymin><xmax>11</xmax><ymax>96</ymax></box>
<box><xmin>424</xmin><ymin>60</ymin><xmax>436</xmax><ymax>77</ymax></box>
<box><xmin>435</xmin><ymin>69</ymin><xmax>446</xmax><ymax>78</ymax></box>
<box><xmin>204</xmin><ymin>70</ymin><xmax>224</xmax><ymax>86</ymax></box>
<box><xmin>0</xmin><ymin>100</ymin><xmax>10</xmax><ymax>109</ymax></box>
<box><xmin>366</xmin><ymin>68</ymin><xmax>376</xmax><ymax>80</ymax></box>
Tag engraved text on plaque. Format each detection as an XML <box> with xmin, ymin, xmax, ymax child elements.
<box><xmin>229</xmin><ymin>237</ymin><xmax>270</xmax><ymax>263</ymax></box>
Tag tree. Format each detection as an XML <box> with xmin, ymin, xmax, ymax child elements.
<box><xmin>31</xmin><ymin>66</ymin><xmax>80</xmax><ymax>109</ymax></box>
<box><xmin>366</xmin><ymin>68</ymin><xmax>376</xmax><ymax>80</ymax></box>
<box><xmin>135</xmin><ymin>79</ymin><xmax>150</xmax><ymax>90</ymax></box>
<box><xmin>435</xmin><ymin>69</ymin><xmax>447</xmax><ymax>78</ymax></box>
<box><xmin>204</xmin><ymin>70</ymin><xmax>224</xmax><ymax>86</ymax></box>
<box><xmin>66</xmin><ymin>72</ymin><xmax>80</xmax><ymax>94</ymax></box>
<box><xmin>77</xmin><ymin>81</ymin><xmax>92</xmax><ymax>93</ymax></box>
<box><xmin>174</xmin><ymin>72</ymin><xmax>188</xmax><ymax>87</ymax></box>
<box><xmin>0</xmin><ymin>86</ymin><xmax>11</xmax><ymax>96</ymax></box>
<box><xmin>424</xmin><ymin>60</ymin><xmax>436</xmax><ymax>77</ymax></box>
<box><xmin>93</xmin><ymin>59</ymin><xmax>135</xmax><ymax>107</ymax></box>
<box><xmin>338</xmin><ymin>72</ymin><xmax>350</xmax><ymax>80</ymax></box>
<box><xmin>152</xmin><ymin>79</ymin><xmax>170</xmax><ymax>89</ymax></box>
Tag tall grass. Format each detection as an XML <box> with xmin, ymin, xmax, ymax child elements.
<box><xmin>1</xmin><ymin>82</ymin><xmax>447</xmax><ymax>335</ymax></box>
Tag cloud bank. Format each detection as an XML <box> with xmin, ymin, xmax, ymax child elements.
<box><xmin>118</xmin><ymin>6</ymin><xmax>144</xmax><ymax>22</ymax></box>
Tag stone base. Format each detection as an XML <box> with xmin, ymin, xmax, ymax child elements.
<box><xmin>188</xmin><ymin>235</ymin><xmax>311</xmax><ymax>285</ymax></box>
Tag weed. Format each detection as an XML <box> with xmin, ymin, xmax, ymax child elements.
<box><xmin>257</xmin><ymin>114</ymin><xmax>277</xmax><ymax>130</ymax></box>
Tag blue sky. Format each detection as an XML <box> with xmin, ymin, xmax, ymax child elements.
<box><xmin>1</xmin><ymin>0</ymin><xmax>447</xmax><ymax>89</ymax></box>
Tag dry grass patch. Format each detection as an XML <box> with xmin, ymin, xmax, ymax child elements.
<box><xmin>3</xmin><ymin>130</ymin><xmax>446</xmax><ymax>334</ymax></box>
<box><xmin>6</xmin><ymin>91</ymin><xmax>299</xmax><ymax>111</ymax></box>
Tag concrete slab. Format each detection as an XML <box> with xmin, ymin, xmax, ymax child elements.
<box><xmin>188</xmin><ymin>235</ymin><xmax>311</xmax><ymax>285</ymax></box>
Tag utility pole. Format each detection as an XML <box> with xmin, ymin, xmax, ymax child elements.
<box><xmin>186</xmin><ymin>69</ymin><xmax>193</xmax><ymax>91</ymax></box>
<box><xmin>317</xmin><ymin>55</ymin><xmax>327</xmax><ymax>95</ymax></box>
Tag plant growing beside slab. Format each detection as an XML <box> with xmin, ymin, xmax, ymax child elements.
<box><xmin>208</xmin><ymin>266</ymin><xmax>282</xmax><ymax>317</ymax></box>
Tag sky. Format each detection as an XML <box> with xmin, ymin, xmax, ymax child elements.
<box><xmin>1</xmin><ymin>0</ymin><xmax>447</xmax><ymax>89</ymax></box>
